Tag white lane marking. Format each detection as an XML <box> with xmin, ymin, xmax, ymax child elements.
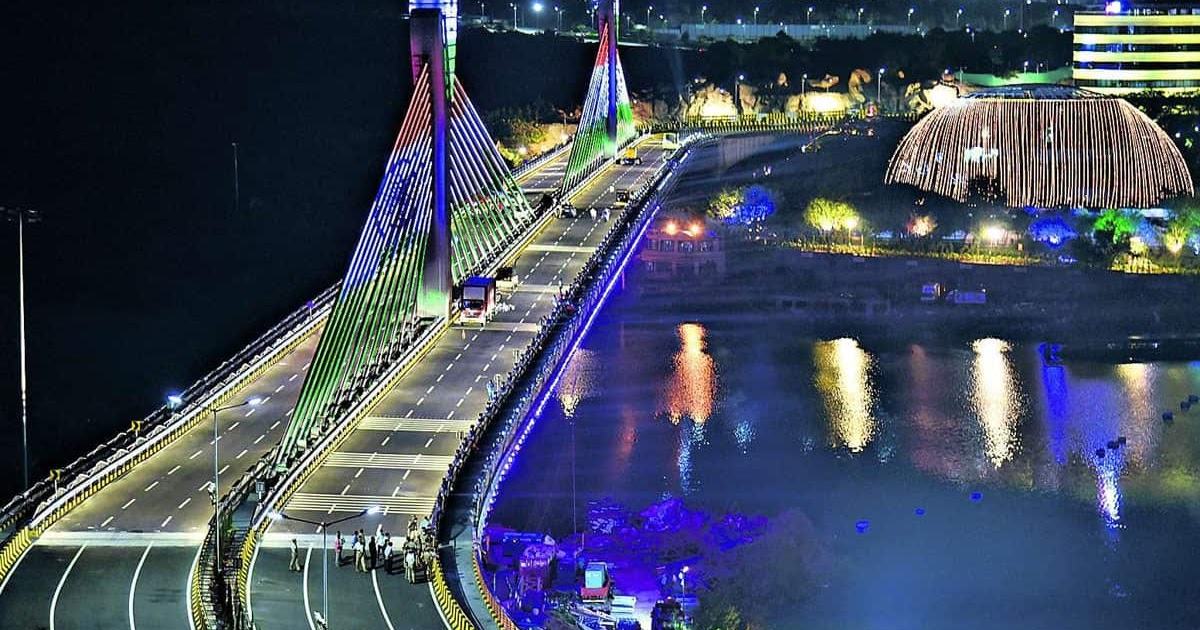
<box><xmin>454</xmin><ymin>353</ymin><xmax>462</xmax><ymax>361</ymax></box>
<box><xmin>286</xmin><ymin>408</ymin><xmax>294</xmax><ymax>417</ymax></box>
<box><xmin>446</xmin><ymin>411</ymin><xmax>455</xmax><ymax>420</ymax></box>
<box><xmin>228</xmin><ymin>422</ymin><xmax>240</xmax><ymax>431</ymax></box>
<box><xmin>354</xmin><ymin>468</ymin><xmax>364</xmax><ymax>479</ymax></box>
<box><xmin>380</xmin><ymin>436</ymin><xmax>391</xmax><ymax>447</ymax></box>
<box><xmin>160</xmin><ymin>516</ymin><xmax>173</xmax><ymax>528</ymax></box>
<box><xmin>101</xmin><ymin>516</ymin><xmax>115</xmax><ymax>528</ymax></box>
<box><xmin>122</xmin><ymin>499</ymin><xmax>136</xmax><ymax>510</ymax></box>
<box><xmin>416</xmin><ymin>397</ymin><xmax>425</xmax><ymax>406</ymax></box>
<box><xmin>167</xmin><ymin>465</ymin><xmax>181</xmax><ymax>476</ymax></box>
<box><xmin>128</xmin><ymin>545</ymin><xmax>152</xmax><ymax>630</ymax></box>
<box><xmin>456</xmin><ymin>398</ymin><xmax>464</xmax><ymax>407</ymax></box>
<box><xmin>275</xmin><ymin>385</ymin><xmax>285</xmax><ymax>393</ymax></box>
<box><xmin>426</xmin><ymin>385</ymin><xmax>435</xmax><ymax>394</ymax></box>
<box><xmin>424</xmin><ymin>438</ymin><xmax>434</xmax><ymax>449</ymax></box>
<box><xmin>50</xmin><ymin>546</ymin><xmax>86</xmax><ymax>630</ymax></box>
<box><xmin>219</xmin><ymin>465</ymin><xmax>230</xmax><ymax>475</ymax></box>
<box><xmin>144</xmin><ymin>481</ymin><xmax>159</xmax><ymax>492</ymax></box>
<box><xmin>402</xmin><ymin>470</ymin><xmax>411</xmax><ymax>480</ymax></box>
<box><xmin>303</xmin><ymin>361</ymin><xmax>312</xmax><ymax>369</ymax></box>
<box><xmin>189</xmin><ymin>450</ymin><xmax>202</xmax><ymax>460</ymax></box>
<box><xmin>245</xmin><ymin>408</ymin><xmax>256</xmax><ymax>417</ymax></box>
<box><xmin>405</xmin><ymin>410</ymin><xmax>414</xmax><ymax>418</ymax></box>
<box><xmin>198</xmin><ymin>483</ymin><xmax>210</xmax><ymax>492</ymax></box>
<box><xmin>254</xmin><ymin>434</ymin><xmax>265</xmax><ymax>445</ymax></box>
<box><xmin>262</xmin><ymin>396</ymin><xmax>271</xmax><ymax>404</ymax></box>
<box><xmin>464</xmin><ymin>387</ymin><xmax>473</xmax><ymax>396</ymax></box>
<box><xmin>289</xmin><ymin>374</ymin><xmax>299</xmax><ymax>382</ymax></box>
<box><xmin>302</xmin><ymin>546</ymin><xmax>317</xmax><ymax>630</ymax></box>
<box><xmin>270</xmin><ymin>420</ymin><xmax>281</xmax><ymax>430</ymax></box>
<box><xmin>341</xmin><ymin>484</ymin><xmax>351</xmax><ymax>495</ymax></box>
<box><xmin>237</xmin><ymin>449</ymin><xmax>248</xmax><ymax>459</ymax></box>
<box><xmin>444</xmin><ymin>363</ymin><xmax>454</xmax><ymax>371</ymax></box>
<box><xmin>392</xmin><ymin>486</ymin><xmax>401</xmax><ymax>497</ymax></box>
<box><xmin>372</xmin><ymin>566</ymin><xmax>398</xmax><ymax>630</ymax></box>
<box><xmin>436</xmin><ymin>374</ymin><xmax>444</xmax><ymax>383</ymax></box>
<box><xmin>490</xmin><ymin>353</ymin><xmax>498</xmax><ymax>361</ymax></box>
<box><xmin>178</xmin><ymin>498</ymin><xmax>191</xmax><ymax>510</ymax></box>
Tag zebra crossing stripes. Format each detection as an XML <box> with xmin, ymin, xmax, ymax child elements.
<box><xmin>323</xmin><ymin>452</ymin><xmax>454</xmax><ymax>471</ymax></box>
<box><xmin>285</xmin><ymin>492</ymin><xmax>436</xmax><ymax>515</ymax></box>
<box><xmin>357</xmin><ymin>417</ymin><xmax>474</xmax><ymax>433</ymax></box>
<box><xmin>523</xmin><ymin>244</ymin><xmax>595</xmax><ymax>253</ymax></box>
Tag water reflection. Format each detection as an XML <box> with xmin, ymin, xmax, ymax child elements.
<box><xmin>660</xmin><ymin>323</ymin><xmax>716</xmax><ymax>424</ymax></box>
<box><xmin>558</xmin><ymin>349</ymin><xmax>598</xmax><ymax>418</ymax></box>
<box><xmin>970</xmin><ymin>338</ymin><xmax>1023</xmax><ymax>468</ymax></box>
<box><xmin>813</xmin><ymin>338</ymin><xmax>876</xmax><ymax>452</ymax></box>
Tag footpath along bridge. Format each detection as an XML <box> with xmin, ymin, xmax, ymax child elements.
<box><xmin>0</xmin><ymin>1</ymin><xmax>839</xmax><ymax>628</ymax></box>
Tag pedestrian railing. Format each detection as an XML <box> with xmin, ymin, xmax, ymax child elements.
<box><xmin>0</xmin><ymin>283</ymin><xmax>339</xmax><ymax>590</ymax></box>
<box><xmin>424</xmin><ymin>132</ymin><xmax>713</xmax><ymax>630</ymax></box>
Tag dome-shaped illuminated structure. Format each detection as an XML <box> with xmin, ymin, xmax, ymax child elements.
<box><xmin>885</xmin><ymin>85</ymin><xmax>1193</xmax><ymax>208</ymax></box>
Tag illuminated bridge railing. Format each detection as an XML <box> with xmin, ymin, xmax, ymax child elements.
<box><xmin>0</xmin><ymin>283</ymin><xmax>340</xmax><ymax>589</ymax></box>
<box><xmin>427</xmin><ymin>133</ymin><xmax>712</xmax><ymax>630</ymax></box>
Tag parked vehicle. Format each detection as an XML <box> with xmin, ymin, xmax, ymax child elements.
<box><xmin>459</xmin><ymin>277</ymin><xmax>496</xmax><ymax>324</ymax></box>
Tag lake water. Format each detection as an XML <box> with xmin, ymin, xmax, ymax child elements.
<box><xmin>490</xmin><ymin>235</ymin><xmax>1200</xmax><ymax>628</ymax></box>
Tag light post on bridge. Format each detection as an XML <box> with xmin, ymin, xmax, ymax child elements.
<box><xmin>646</xmin><ymin>4</ymin><xmax>653</xmax><ymax>29</ymax></box>
<box><xmin>700</xmin><ymin>4</ymin><xmax>706</xmax><ymax>23</ymax></box>
<box><xmin>511</xmin><ymin>2</ymin><xmax>517</xmax><ymax>27</ymax></box>
<box><xmin>877</xmin><ymin>67</ymin><xmax>886</xmax><ymax>107</ymax></box>
<box><xmin>807</xmin><ymin>5</ymin><xmax>813</xmax><ymax>25</ymax></box>
<box><xmin>270</xmin><ymin>507</ymin><xmax>381</xmax><ymax>629</ymax></box>
<box><xmin>5</xmin><ymin>206</ymin><xmax>40</xmax><ymax>490</ymax></box>
<box><xmin>555</xmin><ymin>5</ymin><xmax>562</xmax><ymax>30</ymax></box>
<box><xmin>173</xmin><ymin>395</ymin><xmax>262</xmax><ymax>575</ymax></box>
<box><xmin>532</xmin><ymin>1</ymin><xmax>544</xmax><ymax>29</ymax></box>
<box><xmin>753</xmin><ymin>5</ymin><xmax>759</xmax><ymax>25</ymax></box>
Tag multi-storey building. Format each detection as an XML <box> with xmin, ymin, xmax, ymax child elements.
<box><xmin>1074</xmin><ymin>4</ymin><xmax>1200</xmax><ymax>94</ymax></box>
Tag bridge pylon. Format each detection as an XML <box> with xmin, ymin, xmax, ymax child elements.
<box><xmin>277</xmin><ymin>0</ymin><xmax>532</xmax><ymax>465</ymax></box>
<box><xmin>562</xmin><ymin>0</ymin><xmax>637</xmax><ymax>192</ymax></box>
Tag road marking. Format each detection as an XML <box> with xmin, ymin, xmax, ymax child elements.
<box><xmin>456</xmin><ymin>398</ymin><xmax>464</xmax><ymax>407</ymax></box>
<box><xmin>167</xmin><ymin>465</ymin><xmax>181</xmax><ymax>476</ymax></box>
<box><xmin>289</xmin><ymin>374</ymin><xmax>299</xmax><ymax>382</ymax></box>
<box><xmin>189</xmin><ymin>450</ymin><xmax>202</xmax><ymax>460</ymax></box>
<box><xmin>454</xmin><ymin>353</ymin><xmax>462</xmax><ymax>361</ymax></box>
<box><xmin>128</xmin><ymin>544</ymin><xmax>152</xmax><ymax>630</ymax></box>
<box><xmin>270</xmin><ymin>420</ymin><xmax>282</xmax><ymax>430</ymax></box>
<box><xmin>416</xmin><ymin>397</ymin><xmax>425</xmax><ymax>406</ymax></box>
<box><xmin>380</xmin><ymin>436</ymin><xmax>391</xmax><ymax>447</ymax></box>
<box><xmin>436</xmin><ymin>374</ymin><xmax>444</xmax><ymax>383</ymax></box>
<box><xmin>50</xmin><ymin>545</ymin><xmax>86</xmax><ymax>630</ymax></box>
<box><xmin>392</xmin><ymin>486</ymin><xmax>401</xmax><ymax>497</ymax></box>
<box><xmin>424</xmin><ymin>438</ymin><xmax>434</xmax><ymax>449</ymax></box>
<box><xmin>178</xmin><ymin>498</ymin><xmax>191</xmax><ymax>510</ymax></box>
<box><xmin>490</xmin><ymin>353</ymin><xmax>497</xmax><ymax>361</ymax></box>
<box><xmin>101</xmin><ymin>516</ymin><xmax>115</xmax><ymax>528</ymax></box>
<box><xmin>445</xmin><ymin>363</ymin><xmax>454</xmax><ymax>371</ymax></box>
<box><xmin>372</xmin><ymin>565</ymin><xmax>398</xmax><ymax>630</ymax></box>
<box><xmin>228</xmin><ymin>422</ymin><xmax>240</xmax><ymax>431</ymax></box>
<box><xmin>275</xmin><ymin>385</ymin><xmax>285</xmax><ymax>393</ymax></box>
<box><xmin>199</xmin><ymin>483</ymin><xmax>211</xmax><ymax>492</ymax></box>
<box><xmin>341</xmin><ymin>484</ymin><xmax>351</xmax><ymax>495</ymax></box>
<box><xmin>245</xmin><ymin>408</ymin><xmax>256</xmax><ymax>417</ymax></box>
<box><xmin>285</xmin><ymin>493</ymin><xmax>436</xmax><ymax>514</ymax></box>
<box><xmin>403</xmin><ymin>470</ymin><xmax>411</xmax><ymax>480</ymax></box>
<box><xmin>254</xmin><ymin>434</ymin><xmax>265</xmax><ymax>445</ymax></box>
<box><xmin>219</xmin><ymin>464</ymin><xmax>230</xmax><ymax>475</ymax></box>
<box><xmin>354</xmin><ymin>467</ymin><xmax>364</xmax><ymax>479</ymax></box>
<box><xmin>302</xmin><ymin>546</ymin><xmax>317</xmax><ymax>630</ymax></box>
<box><xmin>483</xmin><ymin>363</ymin><xmax>491</xmax><ymax>372</ymax></box>
<box><xmin>426</xmin><ymin>385</ymin><xmax>435</xmax><ymax>394</ymax></box>
<box><xmin>405</xmin><ymin>409</ymin><xmax>414</xmax><ymax>418</ymax></box>
<box><xmin>446</xmin><ymin>410</ymin><xmax>455</xmax><ymax>420</ymax></box>
<box><xmin>122</xmin><ymin>499</ymin><xmax>136</xmax><ymax>510</ymax></box>
<box><xmin>464</xmin><ymin>386</ymin><xmax>473</xmax><ymax>396</ymax></box>
<box><xmin>160</xmin><ymin>516</ymin><xmax>173</xmax><ymax>528</ymax></box>
<box><xmin>237</xmin><ymin>449</ymin><xmax>248</xmax><ymax>459</ymax></box>
<box><xmin>286</xmin><ymin>408</ymin><xmax>295</xmax><ymax>416</ymax></box>
<box><xmin>144</xmin><ymin>481</ymin><xmax>159</xmax><ymax>492</ymax></box>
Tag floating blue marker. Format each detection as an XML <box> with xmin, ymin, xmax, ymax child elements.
<box><xmin>1164</xmin><ymin>411</ymin><xmax>1175</xmax><ymax>423</ymax></box>
<box><xmin>915</xmin><ymin>508</ymin><xmax>926</xmax><ymax>516</ymax></box>
<box><xmin>970</xmin><ymin>492</ymin><xmax>983</xmax><ymax>502</ymax></box>
<box><xmin>855</xmin><ymin>520</ymin><xmax>870</xmax><ymax>533</ymax></box>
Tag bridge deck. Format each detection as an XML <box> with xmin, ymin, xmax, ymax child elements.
<box><xmin>247</xmin><ymin>144</ymin><xmax>666</xmax><ymax>629</ymax></box>
<box><xmin>0</xmin><ymin>143</ymin><xmax>599</xmax><ymax>630</ymax></box>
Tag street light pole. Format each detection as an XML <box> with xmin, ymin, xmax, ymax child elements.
<box><xmin>753</xmin><ymin>5</ymin><xmax>759</xmax><ymax>25</ymax></box>
<box><xmin>5</xmin><ymin>207</ymin><xmax>39</xmax><ymax>490</ymax></box>
<box><xmin>700</xmin><ymin>4</ymin><xmax>706</xmax><ymax>22</ymax></box>
<box><xmin>231</xmin><ymin>142</ymin><xmax>240</xmax><ymax>214</ymax></box>
<box><xmin>206</xmin><ymin>397</ymin><xmax>261</xmax><ymax>576</ymax></box>
<box><xmin>646</xmin><ymin>4</ymin><xmax>652</xmax><ymax>28</ymax></box>
<box><xmin>271</xmin><ymin>508</ymin><xmax>379</xmax><ymax>629</ymax></box>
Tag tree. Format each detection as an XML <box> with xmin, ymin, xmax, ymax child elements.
<box><xmin>707</xmin><ymin>187</ymin><xmax>744</xmax><ymax>222</ymax></box>
<box><xmin>804</xmin><ymin>197</ymin><xmax>855</xmax><ymax>233</ymax></box>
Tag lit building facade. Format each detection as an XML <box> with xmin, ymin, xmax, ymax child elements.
<box><xmin>1074</xmin><ymin>6</ymin><xmax>1200</xmax><ymax>94</ymax></box>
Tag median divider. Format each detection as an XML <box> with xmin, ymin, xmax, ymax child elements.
<box><xmin>0</xmin><ymin>284</ymin><xmax>340</xmax><ymax>590</ymax></box>
<box><xmin>425</xmin><ymin>132</ymin><xmax>714</xmax><ymax>630</ymax></box>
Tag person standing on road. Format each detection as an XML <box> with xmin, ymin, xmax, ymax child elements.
<box><xmin>369</xmin><ymin>535</ymin><xmax>378</xmax><ymax>571</ymax></box>
<box><xmin>603</xmin><ymin>207</ymin><xmax>610</xmax><ymax>222</ymax></box>
<box><xmin>289</xmin><ymin>538</ymin><xmax>301</xmax><ymax>572</ymax></box>
<box><xmin>589</xmin><ymin>206</ymin><xmax>597</xmax><ymax>221</ymax></box>
<box><xmin>384</xmin><ymin>541</ymin><xmax>394</xmax><ymax>574</ymax></box>
<box><xmin>354</xmin><ymin>537</ymin><xmax>366</xmax><ymax>573</ymax></box>
<box><xmin>334</xmin><ymin>532</ymin><xmax>343</xmax><ymax>566</ymax></box>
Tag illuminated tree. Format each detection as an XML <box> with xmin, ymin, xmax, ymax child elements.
<box><xmin>1092</xmin><ymin>209</ymin><xmax>1139</xmax><ymax>243</ymax></box>
<box><xmin>804</xmin><ymin>197</ymin><xmax>855</xmax><ymax>233</ymax></box>
<box><xmin>906</xmin><ymin>213</ymin><xmax>938</xmax><ymax>237</ymax></box>
<box><xmin>707</xmin><ymin>187</ymin><xmax>743</xmax><ymax>222</ymax></box>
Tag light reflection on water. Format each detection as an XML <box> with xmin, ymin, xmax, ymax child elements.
<box><xmin>970</xmin><ymin>338</ymin><xmax>1023</xmax><ymax>468</ymax></box>
<box><xmin>813</xmin><ymin>338</ymin><xmax>876</xmax><ymax>452</ymax></box>
<box><xmin>494</xmin><ymin>316</ymin><xmax>1200</xmax><ymax>628</ymax></box>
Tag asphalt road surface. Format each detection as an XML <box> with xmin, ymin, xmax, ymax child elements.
<box><xmin>247</xmin><ymin>144</ymin><xmax>667</xmax><ymax>629</ymax></box>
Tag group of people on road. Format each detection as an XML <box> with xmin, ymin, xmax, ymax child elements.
<box><xmin>329</xmin><ymin>529</ymin><xmax>396</xmax><ymax>573</ymax></box>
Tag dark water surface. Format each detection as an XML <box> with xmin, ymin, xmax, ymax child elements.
<box><xmin>490</xmin><ymin>218</ymin><xmax>1200</xmax><ymax>626</ymax></box>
